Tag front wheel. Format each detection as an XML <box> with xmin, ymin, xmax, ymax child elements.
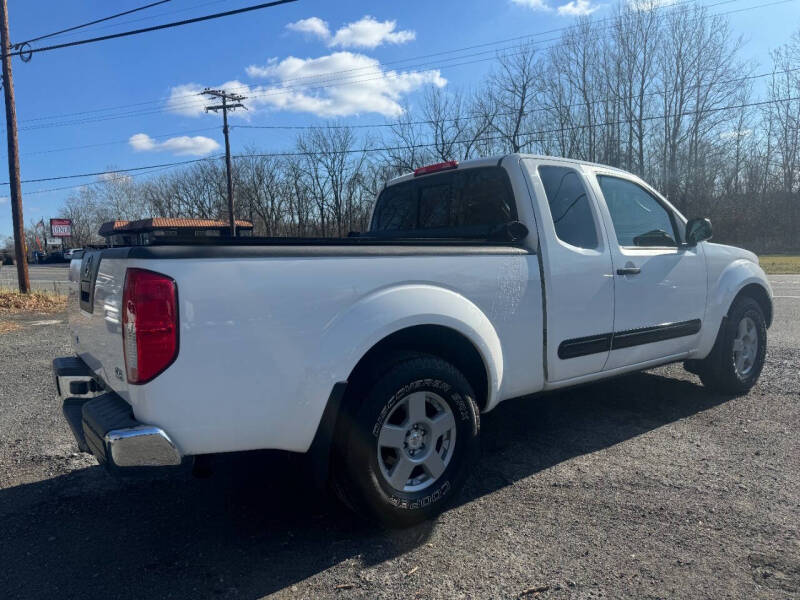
<box><xmin>332</xmin><ymin>354</ymin><xmax>480</xmax><ymax>527</ymax></box>
<box><xmin>697</xmin><ymin>296</ymin><xmax>767</xmax><ymax>395</ymax></box>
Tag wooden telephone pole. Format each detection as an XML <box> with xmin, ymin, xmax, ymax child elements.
<box><xmin>202</xmin><ymin>88</ymin><xmax>245</xmax><ymax>237</ymax></box>
<box><xmin>0</xmin><ymin>0</ymin><xmax>29</xmax><ymax>292</ymax></box>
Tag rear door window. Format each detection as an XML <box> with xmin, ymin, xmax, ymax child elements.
<box><xmin>370</xmin><ymin>166</ymin><xmax>516</xmax><ymax>238</ymax></box>
<box><xmin>538</xmin><ymin>165</ymin><xmax>599</xmax><ymax>249</ymax></box>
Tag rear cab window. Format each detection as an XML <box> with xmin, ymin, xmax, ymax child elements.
<box><xmin>369</xmin><ymin>166</ymin><xmax>517</xmax><ymax>239</ymax></box>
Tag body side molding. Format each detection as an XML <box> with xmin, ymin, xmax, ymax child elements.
<box><xmin>557</xmin><ymin>319</ymin><xmax>702</xmax><ymax>359</ymax></box>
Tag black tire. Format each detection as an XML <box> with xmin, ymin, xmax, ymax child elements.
<box><xmin>332</xmin><ymin>354</ymin><xmax>480</xmax><ymax>527</ymax></box>
<box><xmin>697</xmin><ymin>296</ymin><xmax>767</xmax><ymax>395</ymax></box>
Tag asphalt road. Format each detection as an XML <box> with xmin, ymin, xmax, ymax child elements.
<box><xmin>0</xmin><ymin>263</ymin><xmax>71</xmax><ymax>293</ymax></box>
<box><xmin>0</xmin><ymin>276</ymin><xmax>798</xmax><ymax>599</ymax></box>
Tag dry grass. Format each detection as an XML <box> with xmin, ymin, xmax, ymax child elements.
<box><xmin>758</xmin><ymin>255</ymin><xmax>800</xmax><ymax>275</ymax></box>
<box><xmin>0</xmin><ymin>289</ymin><xmax>67</xmax><ymax>314</ymax></box>
<box><xmin>0</xmin><ymin>321</ymin><xmax>22</xmax><ymax>334</ymax></box>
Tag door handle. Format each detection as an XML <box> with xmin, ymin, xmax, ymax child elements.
<box><xmin>617</xmin><ymin>266</ymin><xmax>641</xmax><ymax>275</ymax></box>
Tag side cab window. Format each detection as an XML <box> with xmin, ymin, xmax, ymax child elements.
<box><xmin>597</xmin><ymin>175</ymin><xmax>681</xmax><ymax>248</ymax></box>
<box><xmin>538</xmin><ymin>165</ymin><xmax>599</xmax><ymax>250</ymax></box>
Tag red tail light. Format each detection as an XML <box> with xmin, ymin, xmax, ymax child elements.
<box><xmin>122</xmin><ymin>268</ymin><xmax>178</xmax><ymax>384</ymax></box>
<box><xmin>414</xmin><ymin>160</ymin><xmax>458</xmax><ymax>177</ymax></box>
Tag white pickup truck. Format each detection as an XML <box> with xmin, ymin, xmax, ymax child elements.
<box><xmin>54</xmin><ymin>154</ymin><xmax>772</xmax><ymax>526</ymax></box>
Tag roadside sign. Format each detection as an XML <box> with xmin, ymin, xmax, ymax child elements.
<box><xmin>50</xmin><ymin>218</ymin><xmax>72</xmax><ymax>237</ymax></box>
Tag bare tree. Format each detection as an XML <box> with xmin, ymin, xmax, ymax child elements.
<box><xmin>610</xmin><ymin>4</ymin><xmax>660</xmax><ymax>173</ymax></box>
<box><xmin>487</xmin><ymin>42</ymin><xmax>543</xmax><ymax>153</ymax></box>
<box><xmin>384</xmin><ymin>103</ymin><xmax>432</xmax><ymax>173</ymax></box>
<box><xmin>53</xmin><ymin>14</ymin><xmax>798</xmax><ymax>253</ymax></box>
<box><xmin>767</xmin><ymin>30</ymin><xmax>800</xmax><ymax>195</ymax></box>
<box><xmin>236</xmin><ymin>151</ymin><xmax>286</xmax><ymax>236</ymax></box>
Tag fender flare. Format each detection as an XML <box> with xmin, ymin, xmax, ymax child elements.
<box><xmin>697</xmin><ymin>259</ymin><xmax>773</xmax><ymax>357</ymax></box>
<box><xmin>302</xmin><ymin>283</ymin><xmax>504</xmax><ymax>486</ymax></box>
<box><xmin>309</xmin><ymin>283</ymin><xmax>504</xmax><ymax>408</ymax></box>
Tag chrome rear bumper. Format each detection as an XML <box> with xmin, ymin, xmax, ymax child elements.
<box><xmin>54</xmin><ymin>357</ymin><xmax>182</xmax><ymax>469</ymax></box>
<box><xmin>105</xmin><ymin>424</ymin><xmax>181</xmax><ymax>468</ymax></box>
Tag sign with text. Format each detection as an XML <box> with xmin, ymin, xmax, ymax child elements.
<box><xmin>50</xmin><ymin>218</ymin><xmax>72</xmax><ymax>238</ymax></box>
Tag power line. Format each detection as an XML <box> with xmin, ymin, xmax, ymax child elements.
<box><xmin>10</xmin><ymin>0</ymin><xmax>789</xmax><ymax>132</ymax></box>
<box><xmin>26</xmin><ymin>0</ymin><xmax>233</xmax><ymax>46</ymax></box>
<box><xmin>127</xmin><ymin>0</ymin><xmax>795</xmax><ymax>118</ymax></box>
<box><xmin>19</xmin><ymin>0</ymin><xmax>793</xmax><ymax>137</ymax></box>
<box><xmin>0</xmin><ymin>0</ymin><xmax>789</xmax><ymax>171</ymax></box>
<box><xmin>180</xmin><ymin>96</ymin><xmax>800</xmax><ymax>158</ymax></box>
<box><xmin>21</xmin><ymin>162</ymin><xmax>195</xmax><ymax>196</ymax></box>
<box><xmin>4</xmin><ymin>0</ymin><xmax>298</xmax><ymax>59</ymax></box>
<box><xmin>11</xmin><ymin>0</ymin><xmax>784</xmax><ymax>134</ymax></box>
<box><xmin>14</xmin><ymin>0</ymin><xmax>172</xmax><ymax>47</ymax></box>
<box><xmin>0</xmin><ymin>0</ymin><xmax>791</xmax><ymax>164</ymax></box>
<box><xmin>229</xmin><ymin>66</ymin><xmax>800</xmax><ymax>132</ymax></box>
<box><xmin>137</xmin><ymin>0</ymin><xmax>748</xmax><ymax>105</ymax></box>
<box><xmin>10</xmin><ymin>0</ymin><xmax>751</xmax><ymax>126</ymax></box>
<box><xmin>14</xmin><ymin>126</ymin><xmax>220</xmax><ymax>156</ymax></box>
<box><xmin>5</xmin><ymin>62</ymin><xmax>791</xmax><ymax>159</ymax></box>
<box><xmin>163</xmin><ymin>0</ymin><xmax>797</xmax><ymax>116</ymax></box>
<box><xmin>1</xmin><ymin>155</ymin><xmax>221</xmax><ymax>186</ymax></box>
<box><xmin>7</xmin><ymin>95</ymin><xmax>797</xmax><ymax>188</ymax></box>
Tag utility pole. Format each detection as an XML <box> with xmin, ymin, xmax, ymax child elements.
<box><xmin>0</xmin><ymin>0</ymin><xmax>29</xmax><ymax>292</ymax></box>
<box><xmin>202</xmin><ymin>88</ymin><xmax>245</xmax><ymax>237</ymax></box>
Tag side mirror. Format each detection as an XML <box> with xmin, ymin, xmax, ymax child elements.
<box><xmin>685</xmin><ymin>217</ymin><xmax>712</xmax><ymax>246</ymax></box>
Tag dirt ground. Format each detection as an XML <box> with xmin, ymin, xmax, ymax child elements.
<box><xmin>0</xmin><ymin>281</ymin><xmax>798</xmax><ymax>599</ymax></box>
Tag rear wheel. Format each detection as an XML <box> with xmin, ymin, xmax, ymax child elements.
<box><xmin>332</xmin><ymin>354</ymin><xmax>480</xmax><ymax>527</ymax></box>
<box><xmin>696</xmin><ymin>296</ymin><xmax>767</xmax><ymax>395</ymax></box>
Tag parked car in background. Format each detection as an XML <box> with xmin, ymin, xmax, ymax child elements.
<box><xmin>54</xmin><ymin>154</ymin><xmax>772</xmax><ymax>527</ymax></box>
<box><xmin>63</xmin><ymin>248</ymin><xmax>83</xmax><ymax>261</ymax></box>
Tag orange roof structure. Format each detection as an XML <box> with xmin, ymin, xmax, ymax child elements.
<box><xmin>99</xmin><ymin>218</ymin><xmax>253</xmax><ymax>236</ymax></box>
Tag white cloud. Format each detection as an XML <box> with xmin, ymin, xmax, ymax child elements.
<box><xmin>628</xmin><ymin>0</ymin><xmax>675</xmax><ymax>9</ymax></box>
<box><xmin>244</xmin><ymin>51</ymin><xmax>445</xmax><ymax>118</ymax></box>
<box><xmin>330</xmin><ymin>16</ymin><xmax>415</xmax><ymax>48</ymax></box>
<box><xmin>286</xmin><ymin>17</ymin><xmax>330</xmax><ymax>39</ymax></box>
<box><xmin>165</xmin><ymin>80</ymin><xmax>251</xmax><ymax>117</ymax></box>
<box><xmin>98</xmin><ymin>172</ymin><xmax>134</xmax><ymax>184</ymax></box>
<box><xmin>719</xmin><ymin>128</ymin><xmax>752</xmax><ymax>140</ymax></box>
<box><xmin>165</xmin><ymin>83</ymin><xmax>209</xmax><ymax>117</ymax></box>
<box><xmin>557</xmin><ymin>0</ymin><xmax>601</xmax><ymax>15</ymax></box>
<box><xmin>285</xmin><ymin>15</ymin><xmax>415</xmax><ymax>49</ymax></box>
<box><xmin>166</xmin><ymin>17</ymin><xmax>435</xmax><ymax>121</ymax></box>
<box><xmin>129</xmin><ymin>133</ymin><xmax>220</xmax><ymax>156</ymax></box>
<box><xmin>0</xmin><ymin>196</ymin><xmax>7</xmax><ymax>205</ymax></box>
<box><xmin>510</xmin><ymin>0</ymin><xmax>551</xmax><ymax>11</ymax></box>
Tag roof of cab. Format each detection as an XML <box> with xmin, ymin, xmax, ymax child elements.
<box><xmin>384</xmin><ymin>153</ymin><xmax>632</xmax><ymax>188</ymax></box>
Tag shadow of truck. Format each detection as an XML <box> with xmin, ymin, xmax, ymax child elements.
<box><xmin>0</xmin><ymin>370</ymin><xmax>728</xmax><ymax>599</ymax></box>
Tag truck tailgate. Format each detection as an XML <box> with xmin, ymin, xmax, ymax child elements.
<box><xmin>68</xmin><ymin>250</ymin><xmax>130</xmax><ymax>398</ymax></box>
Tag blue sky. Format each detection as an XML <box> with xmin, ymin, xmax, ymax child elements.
<box><xmin>1</xmin><ymin>0</ymin><xmax>798</xmax><ymax>239</ymax></box>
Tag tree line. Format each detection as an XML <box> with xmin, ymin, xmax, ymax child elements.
<box><xmin>23</xmin><ymin>4</ymin><xmax>800</xmax><ymax>252</ymax></box>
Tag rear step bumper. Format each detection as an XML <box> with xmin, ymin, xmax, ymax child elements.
<box><xmin>54</xmin><ymin>357</ymin><xmax>182</xmax><ymax>469</ymax></box>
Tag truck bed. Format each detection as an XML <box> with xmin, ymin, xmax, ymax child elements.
<box><xmin>68</xmin><ymin>243</ymin><xmax>543</xmax><ymax>457</ymax></box>
<box><xmin>99</xmin><ymin>237</ymin><xmax>528</xmax><ymax>259</ymax></box>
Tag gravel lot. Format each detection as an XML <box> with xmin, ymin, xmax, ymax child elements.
<box><xmin>0</xmin><ymin>277</ymin><xmax>798</xmax><ymax>600</ymax></box>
